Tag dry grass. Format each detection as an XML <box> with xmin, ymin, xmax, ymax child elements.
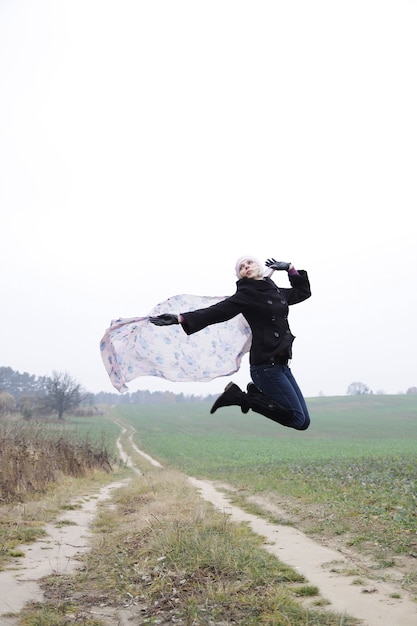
<box><xmin>0</xmin><ymin>418</ymin><xmax>112</xmax><ymax>502</ymax></box>
<box><xmin>0</xmin><ymin>417</ymin><xmax>115</xmax><ymax>572</ymax></box>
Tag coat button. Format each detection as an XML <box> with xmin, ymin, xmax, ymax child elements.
<box><xmin>281</xmin><ymin>300</ymin><xmax>286</xmax><ymax>304</ymax></box>
<box><xmin>274</xmin><ymin>331</ymin><xmax>280</xmax><ymax>337</ymax></box>
<box><xmin>267</xmin><ymin>300</ymin><xmax>273</xmax><ymax>305</ymax></box>
<box><xmin>271</xmin><ymin>316</ymin><xmax>276</xmax><ymax>321</ymax></box>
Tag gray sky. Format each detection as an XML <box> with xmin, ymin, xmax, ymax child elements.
<box><xmin>1</xmin><ymin>0</ymin><xmax>416</xmax><ymax>398</ymax></box>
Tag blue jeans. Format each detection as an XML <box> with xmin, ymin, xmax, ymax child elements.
<box><xmin>250</xmin><ymin>362</ymin><xmax>310</xmax><ymax>430</ymax></box>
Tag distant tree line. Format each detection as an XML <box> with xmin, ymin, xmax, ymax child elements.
<box><xmin>0</xmin><ymin>367</ymin><xmax>49</xmax><ymax>397</ymax></box>
<box><xmin>0</xmin><ymin>366</ymin><xmax>216</xmax><ymax>420</ymax></box>
<box><xmin>2</xmin><ymin>367</ymin><xmax>416</xmax><ymax>420</ymax></box>
<box><xmin>346</xmin><ymin>381</ymin><xmax>417</xmax><ymax>395</ymax></box>
<box><xmin>93</xmin><ymin>389</ymin><xmax>212</xmax><ymax>405</ymax></box>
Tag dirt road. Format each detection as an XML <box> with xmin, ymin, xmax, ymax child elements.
<box><xmin>0</xmin><ymin>480</ymin><xmax>129</xmax><ymax>625</ymax></box>
<box><xmin>1</xmin><ymin>423</ymin><xmax>416</xmax><ymax>626</ymax></box>
<box><xmin>188</xmin><ymin>477</ymin><xmax>417</xmax><ymax>626</ymax></box>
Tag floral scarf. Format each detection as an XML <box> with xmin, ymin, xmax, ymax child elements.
<box><xmin>100</xmin><ymin>294</ymin><xmax>252</xmax><ymax>392</ymax></box>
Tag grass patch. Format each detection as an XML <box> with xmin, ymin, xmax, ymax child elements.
<box><xmin>61</xmin><ymin>503</ymin><xmax>83</xmax><ymax>511</ymax></box>
<box><xmin>292</xmin><ymin>585</ymin><xmax>320</xmax><ymax>597</ymax></box>
<box><xmin>54</xmin><ymin>519</ymin><xmax>76</xmax><ymax>527</ymax></box>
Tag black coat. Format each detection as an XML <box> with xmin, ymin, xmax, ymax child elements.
<box><xmin>180</xmin><ymin>271</ymin><xmax>311</xmax><ymax>365</ymax></box>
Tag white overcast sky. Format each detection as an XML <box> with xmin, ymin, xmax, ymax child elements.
<box><xmin>1</xmin><ymin>0</ymin><xmax>416</xmax><ymax>398</ymax></box>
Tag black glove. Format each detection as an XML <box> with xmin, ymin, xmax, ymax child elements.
<box><xmin>265</xmin><ymin>258</ymin><xmax>291</xmax><ymax>271</ymax></box>
<box><xmin>149</xmin><ymin>314</ymin><xmax>179</xmax><ymax>326</ymax></box>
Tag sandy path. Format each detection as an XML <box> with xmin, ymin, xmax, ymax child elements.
<box><xmin>188</xmin><ymin>477</ymin><xmax>417</xmax><ymax>626</ymax></box>
<box><xmin>0</xmin><ymin>479</ymin><xmax>128</xmax><ymax>624</ymax></box>
<box><xmin>1</xmin><ymin>422</ymin><xmax>416</xmax><ymax>626</ymax></box>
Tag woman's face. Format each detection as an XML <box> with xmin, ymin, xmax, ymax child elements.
<box><xmin>238</xmin><ymin>258</ymin><xmax>263</xmax><ymax>280</ymax></box>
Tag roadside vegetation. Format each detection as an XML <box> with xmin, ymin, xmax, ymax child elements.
<box><xmin>0</xmin><ymin>416</ymin><xmax>117</xmax><ymax>573</ymax></box>
<box><xmin>0</xmin><ymin>418</ymin><xmax>113</xmax><ymax>502</ymax></box>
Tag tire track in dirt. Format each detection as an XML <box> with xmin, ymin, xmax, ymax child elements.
<box><xmin>0</xmin><ymin>479</ymin><xmax>129</xmax><ymax>624</ymax></box>
<box><xmin>188</xmin><ymin>477</ymin><xmax>417</xmax><ymax>626</ymax></box>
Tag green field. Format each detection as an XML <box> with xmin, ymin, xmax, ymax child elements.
<box><xmin>114</xmin><ymin>394</ymin><xmax>417</xmax><ymax>469</ymax></box>
<box><xmin>113</xmin><ymin>395</ymin><xmax>417</xmax><ymax>561</ymax></box>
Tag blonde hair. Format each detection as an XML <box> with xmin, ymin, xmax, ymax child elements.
<box><xmin>235</xmin><ymin>256</ymin><xmax>264</xmax><ymax>278</ymax></box>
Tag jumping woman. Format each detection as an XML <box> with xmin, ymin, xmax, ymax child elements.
<box><xmin>150</xmin><ymin>256</ymin><xmax>311</xmax><ymax>431</ymax></box>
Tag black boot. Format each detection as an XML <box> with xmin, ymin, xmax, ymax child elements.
<box><xmin>245</xmin><ymin>383</ymin><xmax>294</xmax><ymax>427</ymax></box>
<box><xmin>210</xmin><ymin>382</ymin><xmax>250</xmax><ymax>414</ymax></box>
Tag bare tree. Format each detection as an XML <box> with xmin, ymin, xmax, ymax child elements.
<box><xmin>346</xmin><ymin>381</ymin><xmax>372</xmax><ymax>395</ymax></box>
<box><xmin>43</xmin><ymin>371</ymin><xmax>82</xmax><ymax>419</ymax></box>
<box><xmin>0</xmin><ymin>392</ymin><xmax>15</xmax><ymax>416</ymax></box>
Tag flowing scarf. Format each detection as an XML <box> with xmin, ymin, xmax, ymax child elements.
<box><xmin>100</xmin><ymin>293</ymin><xmax>252</xmax><ymax>392</ymax></box>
